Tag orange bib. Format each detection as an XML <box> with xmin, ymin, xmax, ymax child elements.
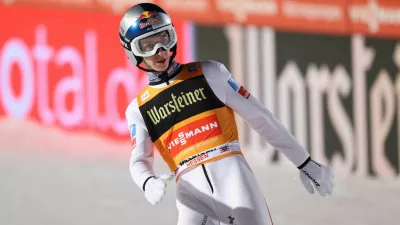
<box><xmin>137</xmin><ymin>62</ymin><xmax>241</xmax><ymax>176</ymax></box>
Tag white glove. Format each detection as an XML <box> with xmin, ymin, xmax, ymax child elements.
<box><xmin>298</xmin><ymin>157</ymin><xmax>334</xmax><ymax>196</ymax></box>
<box><xmin>143</xmin><ymin>173</ymin><xmax>174</xmax><ymax>205</ymax></box>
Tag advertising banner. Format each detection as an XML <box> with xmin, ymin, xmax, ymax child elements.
<box><xmin>3</xmin><ymin>0</ymin><xmax>400</xmax><ymax>38</ymax></box>
<box><xmin>0</xmin><ymin>6</ymin><xmax>193</xmax><ymax>140</ymax></box>
<box><xmin>195</xmin><ymin>24</ymin><xmax>400</xmax><ymax>178</ymax></box>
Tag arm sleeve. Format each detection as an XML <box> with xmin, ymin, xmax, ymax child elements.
<box><xmin>205</xmin><ymin>61</ymin><xmax>310</xmax><ymax>167</ymax></box>
<box><xmin>125</xmin><ymin>99</ymin><xmax>155</xmax><ymax>191</ymax></box>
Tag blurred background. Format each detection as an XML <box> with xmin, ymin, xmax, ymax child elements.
<box><xmin>0</xmin><ymin>0</ymin><xmax>399</xmax><ymax>225</ymax></box>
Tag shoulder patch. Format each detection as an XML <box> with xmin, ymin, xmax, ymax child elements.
<box><xmin>238</xmin><ymin>86</ymin><xmax>251</xmax><ymax>99</ymax></box>
<box><xmin>188</xmin><ymin>62</ymin><xmax>199</xmax><ymax>73</ymax></box>
<box><xmin>141</xmin><ymin>90</ymin><xmax>150</xmax><ymax>101</ymax></box>
<box><xmin>130</xmin><ymin>124</ymin><xmax>137</xmax><ymax>148</ymax></box>
<box><xmin>227</xmin><ymin>76</ymin><xmax>251</xmax><ymax>99</ymax></box>
<box><xmin>227</xmin><ymin>76</ymin><xmax>240</xmax><ymax>92</ymax></box>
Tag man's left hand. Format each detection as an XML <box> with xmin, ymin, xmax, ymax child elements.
<box><xmin>298</xmin><ymin>157</ymin><xmax>334</xmax><ymax>197</ymax></box>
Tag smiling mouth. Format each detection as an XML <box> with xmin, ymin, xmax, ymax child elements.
<box><xmin>157</xmin><ymin>59</ymin><xmax>167</xmax><ymax>63</ymax></box>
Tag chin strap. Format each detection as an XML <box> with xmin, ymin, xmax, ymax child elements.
<box><xmin>137</xmin><ymin>64</ymin><xmax>157</xmax><ymax>73</ymax></box>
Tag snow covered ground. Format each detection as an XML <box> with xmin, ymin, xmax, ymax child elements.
<box><xmin>1</xmin><ymin>118</ymin><xmax>399</xmax><ymax>225</ymax></box>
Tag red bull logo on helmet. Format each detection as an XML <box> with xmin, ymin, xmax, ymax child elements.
<box><xmin>137</xmin><ymin>11</ymin><xmax>156</xmax><ymax>21</ymax></box>
<box><xmin>137</xmin><ymin>11</ymin><xmax>160</xmax><ymax>29</ymax></box>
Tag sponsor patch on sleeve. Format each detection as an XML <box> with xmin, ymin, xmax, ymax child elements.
<box><xmin>238</xmin><ymin>86</ymin><xmax>251</xmax><ymax>99</ymax></box>
<box><xmin>227</xmin><ymin>76</ymin><xmax>240</xmax><ymax>91</ymax></box>
<box><xmin>227</xmin><ymin>76</ymin><xmax>251</xmax><ymax>99</ymax></box>
<box><xmin>130</xmin><ymin>124</ymin><xmax>137</xmax><ymax>148</ymax></box>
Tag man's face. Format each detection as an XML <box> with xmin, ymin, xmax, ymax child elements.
<box><xmin>140</xmin><ymin>31</ymin><xmax>171</xmax><ymax>72</ymax></box>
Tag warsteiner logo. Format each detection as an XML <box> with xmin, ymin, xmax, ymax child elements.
<box><xmin>146</xmin><ymin>88</ymin><xmax>208</xmax><ymax>125</ymax></box>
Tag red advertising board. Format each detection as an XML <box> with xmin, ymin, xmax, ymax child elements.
<box><xmin>0</xmin><ymin>6</ymin><xmax>193</xmax><ymax>140</ymax></box>
<box><xmin>3</xmin><ymin>0</ymin><xmax>400</xmax><ymax>38</ymax></box>
<box><xmin>348</xmin><ymin>0</ymin><xmax>400</xmax><ymax>38</ymax></box>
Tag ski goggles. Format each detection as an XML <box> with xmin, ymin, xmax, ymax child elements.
<box><xmin>130</xmin><ymin>25</ymin><xmax>177</xmax><ymax>57</ymax></box>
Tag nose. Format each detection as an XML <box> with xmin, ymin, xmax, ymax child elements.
<box><xmin>156</xmin><ymin>47</ymin><xmax>167</xmax><ymax>56</ymax></box>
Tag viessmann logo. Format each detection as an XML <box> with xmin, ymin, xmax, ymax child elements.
<box><xmin>164</xmin><ymin>114</ymin><xmax>222</xmax><ymax>157</ymax></box>
<box><xmin>146</xmin><ymin>87</ymin><xmax>208</xmax><ymax>125</ymax></box>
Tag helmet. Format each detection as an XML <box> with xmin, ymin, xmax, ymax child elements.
<box><xmin>119</xmin><ymin>3</ymin><xmax>178</xmax><ymax>72</ymax></box>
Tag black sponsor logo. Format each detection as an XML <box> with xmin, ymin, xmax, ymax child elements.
<box><xmin>201</xmin><ymin>215</ymin><xmax>208</xmax><ymax>225</ymax></box>
<box><xmin>178</xmin><ymin>148</ymin><xmax>217</xmax><ymax>167</ymax></box>
<box><xmin>302</xmin><ymin>170</ymin><xmax>320</xmax><ymax>187</ymax></box>
<box><xmin>146</xmin><ymin>87</ymin><xmax>207</xmax><ymax>125</ymax></box>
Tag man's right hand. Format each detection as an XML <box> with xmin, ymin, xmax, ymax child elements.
<box><xmin>143</xmin><ymin>174</ymin><xmax>174</xmax><ymax>205</ymax></box>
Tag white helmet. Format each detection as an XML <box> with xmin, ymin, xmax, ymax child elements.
<box><xmin>119</xmin><ymin>3</ymin><xmax>178</xmax><ymax>72</ymax></box>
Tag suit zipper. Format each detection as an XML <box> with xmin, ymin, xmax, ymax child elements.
<box><xmin>201</xmin><ymin>164</ymin><xmax>214</xmax><ymax>193</ymax></box>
